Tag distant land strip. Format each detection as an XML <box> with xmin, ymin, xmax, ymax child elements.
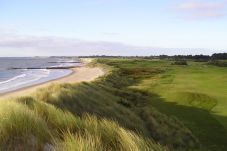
<box><xmin>48</xmin><ymin>61</ymin><xmax>81</xmax><ymax>63</ymax></box>
<box><xmin>8</xmin><ymin>66</ymin><xmax>79</xmax><ymax>70</ymax></box>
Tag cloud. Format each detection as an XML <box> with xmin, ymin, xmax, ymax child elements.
<box><xmin>175</xmin><ymin>0</ymin><xmax>227</xmax><ymax>19</ymax></box>
<box><xmin>0</xmin><ymin>33</ymin><xmax>154</xmax><ymax>56</ymax></box>
<box><xmin>177</xmin><ymin>1</ymin><xmax>224</xmax><ymax>11</ymax></box>
<box><xmin>0</xmin><ymin>33</ymin><xmax>215</xmax><ymax>56</ymax></box>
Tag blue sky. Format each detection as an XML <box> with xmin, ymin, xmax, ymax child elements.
<box><xmin>0</xmin><ymin>0</ymin><xmax>227</xmax><ymax>56</ymax></box>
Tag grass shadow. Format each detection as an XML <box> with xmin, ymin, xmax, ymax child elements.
<box><xmin>146</xmin><ymin>92</ymin><xmax>227</xmax><ymax>151</ymax></box>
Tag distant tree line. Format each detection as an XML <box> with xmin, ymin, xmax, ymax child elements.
<box><xmin>79</xmin><ymin>55</ymin><xmax>140</xmax><ymax>59</ymax></box>
<box><xmin>79</xmin><ymin>53</ymin><xmax>227</xmax><ymax>60</ymax></box>
<box><xmin>211</xmin><ymin>53</ymin><xmax>227</xmax><ymax>60</ymax></box>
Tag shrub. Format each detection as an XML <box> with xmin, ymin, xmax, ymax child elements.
<box><xmin>172</xmin><ymin>60</ymin><xmax>188</xmax><ymax>65</ymax></box>
<box><xmin>208</xmin><ymin>60</ymin><xmax>227</xmax><ymax>67</ymax></box>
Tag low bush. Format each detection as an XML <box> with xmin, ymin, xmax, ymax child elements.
<box><xmin>208</xmin><ymin>60</ymin><xmax>227</xmax><ymax>67</ymax></box>
<box><xmin>172</xmin><ymin>60</ymin><xmax>188</xmax><ymax>65</ymax></box>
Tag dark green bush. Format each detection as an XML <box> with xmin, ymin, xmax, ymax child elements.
<box><xmin>172</xmin><ymin>60</ymin><xmax>188</xmax><ymax>65</ymax></box>
<box><xmin>208</xmin><ymin>60</ymin><xmax>227</xmax><ymax>67</ymax></box>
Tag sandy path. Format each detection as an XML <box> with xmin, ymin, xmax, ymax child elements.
<box><xmin>0</xmin><ymin>65</ymin><xmax>104</xmax><ymax>99</ymax></box>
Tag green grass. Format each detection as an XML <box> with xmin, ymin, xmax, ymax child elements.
<box><xmin>1</xmin><ymin>58</ymin><xmax>226</xmax><ymax>150</ymax></box>
<box><xmin>208</xmin><ymin>60</ymin><xmax>227</xmax><ymax>67</ymax></box>
<box><xmin>56</xmin><ymin>115</ymin><xmax>168</xmax><ymax>151</ymax></box>
<box><xmin>98</xmin><ymin>59</ymin><xmax>227</xmax><ymax>151</ymax></box>
<box><xmin>33</xmin><ymin>67</ymin><xmax>199</xmax><ymax>150</ymax></box>
<box><xmin>0</xmin><ymin>97</ymin><xmax>168</xmax><ymax>151</ymax></box>
<box><xmin>0</xmin><ymin>101</ymin><xmax>51</xmax><ymax>150</ymax></box>
<box><xmin>135</xmin><ymin>61</ymin><xmax>227</xmax><ymax>126</ymax></box>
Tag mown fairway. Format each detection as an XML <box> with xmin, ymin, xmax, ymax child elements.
<box><xmin>98</xmin><ymin>59</ymin><xmax>227</xmax><ymax>151</ymax></box>
<box><xmin>135</xmin><ymin>61</ymin><xmax>227</xmax><ymax>127</ymax></box>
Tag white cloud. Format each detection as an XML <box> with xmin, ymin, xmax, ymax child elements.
<box><xmin>177</xmin><ymin>1</ymin><xmax>223</xmax><ymax>10</ymax></box>
<box><xmin>175</xmin><ymin>0</ymin><xmax>227</xmax><ymax>19</ymax></box>
<box><xmin>0</xmin><ymin>33</ymin><xmax>216</xmax><ymax>56</ymax></box>
<box><xmin>0</xmin><ymin>33</ymin><xmax>152</xmax><ymax>56</ymax></box>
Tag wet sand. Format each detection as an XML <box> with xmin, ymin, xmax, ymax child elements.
<box><xmin>0</xmin><ymin>63</ymin><xmax>104</xmax><ymax>99</ymax></box>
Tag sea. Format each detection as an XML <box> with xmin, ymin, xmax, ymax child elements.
<box><xmin>0</xmin><ymin>57</ymin><xmax>81</xmax><ymax>94</ymax></box>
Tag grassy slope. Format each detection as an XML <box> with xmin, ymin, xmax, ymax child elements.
<box><xmin>2</xmin><ymin>58</ymin><xmax>226</xmax><ymax>151</ymax></box>
<box><xmin>0</xmin><ymin>97</ymin><xmax>167</xmax><ymax>151</ymax></box>
<box><xmin>127</xmin><ymin>60</ymin><xmax>227</xmax><ymax>151</ymax></box>
<box><xmin>0</xmin><ymin>58</ymin><xmax>202</xmax><ymax>151</ymax></box>
<box><xmin>34</xmin><ymin>60</ymin><xmax>199</xmax><ymax>150</ymax></box>
<box><xmin>137</xmin><ymin>61</ymin><xmax>227</xmax><ymax>117</ymax></box>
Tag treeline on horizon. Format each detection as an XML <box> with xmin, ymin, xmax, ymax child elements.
<box><xmin>79</xmin><ymin>53</ymin><xmax>227</xmax><ymax>60</ymax></box>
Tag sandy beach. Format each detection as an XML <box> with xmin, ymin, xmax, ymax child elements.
<box><xmin>0</xmin><ymin>64</ymin><xmax>104</xmax><ymax>99</ymax></box>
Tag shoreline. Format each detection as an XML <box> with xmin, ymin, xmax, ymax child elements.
<box><xmin>0</xmin><ymin>62</ymin><xmax>104</xmax><ymax>99</ymax></box>
<box><xmin>0</xmin><ymin>67</ymin><xmax>76</xmax><ymax>97</ymax></box>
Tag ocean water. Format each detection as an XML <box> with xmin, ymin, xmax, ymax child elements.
<box><xmin>0</xmin><ymin>57</ymin><xmax>81</xmax><ymax>94</ymax></box>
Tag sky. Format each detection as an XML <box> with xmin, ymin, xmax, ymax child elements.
<box><xmin>0</xmin><ymin>0</ymin><xmax>227</xmax><ymax>56</ymax></box>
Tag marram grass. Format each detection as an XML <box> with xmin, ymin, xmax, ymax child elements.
<box><xmin>0</xmin><ymin>101</ymin><xmax>51</xmax><ymax>150</ymax></box>
<box><xmin>56</xmin><ymin>115</ymin><xmax>169</xmax><ymax>151</ymax></box>
<box><xmin>0</xmin><ymin>97</ymin><xmax>168</xmax><ymax>151</ymax></box>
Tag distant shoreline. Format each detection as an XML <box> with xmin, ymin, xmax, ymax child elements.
<box><xmin>0</xmin><ymin>67</ymin><xmax>76</xmax><ymax>98</ymax></box>
<box><xmin>0</xmin><ymin>59</ymin><xmax>104</xmax><ymax>99</ymax></box>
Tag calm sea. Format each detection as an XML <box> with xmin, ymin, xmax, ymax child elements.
<box><xmin>0</xmin><ymin>57</ymin><xmax>81</xmax><ymax>94</ymax></box>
